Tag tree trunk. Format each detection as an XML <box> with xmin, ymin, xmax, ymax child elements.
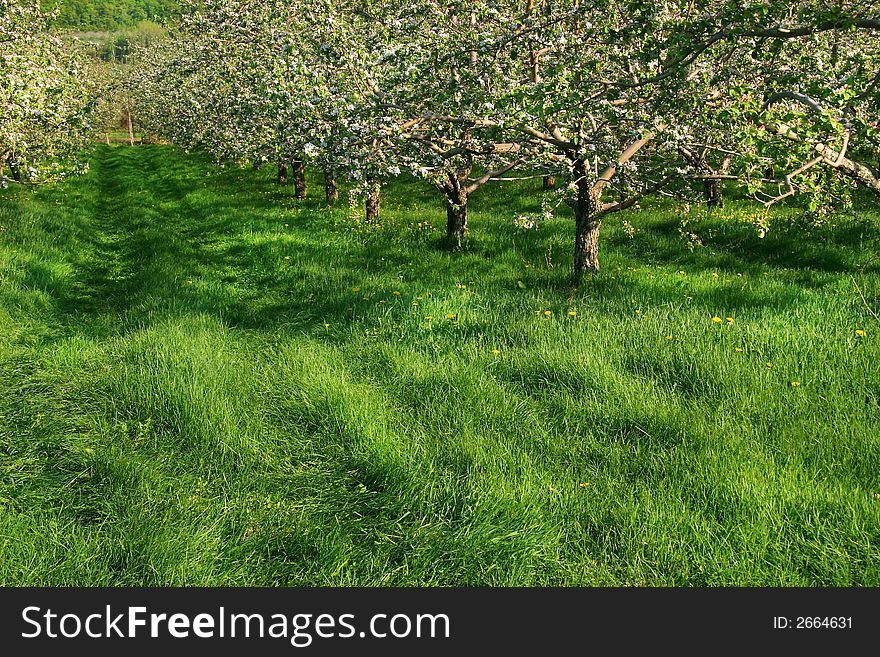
<box><xmin>574</xmin><ymin>214</ymin><xmax>601</xmax><ymax>281</ymax></box>
<box><xmin>292</xmin><ymin>159</ymin><xmax>307</xmax><ymax>199</ymax></box>
<box><xmin>127</xmin><ymin>109</ymin><xmax>135</xmax><ymax>146</ymax></box>
<box><xmin>7</xmin><ymin>154</ymin><xmax>21</xmax><ymax>182</ymax></box>
<box><xmin>324</xmin><ymin>166</ymin><xmax>339</xmax><ymax>203</ymax></box>
<box><xmin>572</xmin><ymin>160</ymin><xmax>601</xmax><ymax>282</ymax></box>
<box><xmin>542</xmin><ymin>175</ymin><xmax>556</xmax><ymax>190</ymax></box>
<box><xmin>618</xmin><ymin>169</ymin><xmax>627</xmax><ymax>203</ymax></box>
<box><xmin>365</xmin><ymin>180</ymin><xmax>381</xmax><ymax>222</ymax></box>
<box><xmin>703</xmin><ymin>178</ymin><xmax>724</xmax><ymax>208</ymax></box>
<box><xmin>277</xmin><ymin>162</ymin><xmax>288</xmax><ymax>185</ymax></box>
<box><xmin>445</xmin><ymin>190</ymin><xmax>468</xmax><ymax>246</ymax></box>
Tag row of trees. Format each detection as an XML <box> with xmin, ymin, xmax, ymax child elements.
<box><xmin>9</xmin><ymin>1</ymin><xmax>878</xmax><ymax>280</ymax></box>
<box><xmin>1</xmin><ymin>0</ymin><xmax>113</xmax><ymax>185</ymax></box>
<box><xmin>42</xmin><ymin>0</ymin><xmax>179</xmax><ymax>31</ymax></box>
<box><xmin>133</xmin><ymin>1</ymin><xmax>880</xmax><ymax>279</ymax></box>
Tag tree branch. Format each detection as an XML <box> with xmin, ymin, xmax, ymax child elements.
<box><xmin>466</xmin><ymin>158</ymin><xmax>528</xmax><ymax>194</ymax></box>
<box><xmin>765</xmin><ymin>121</ymin><xmax>880</xmax><ymax>195</ymax></box>
<box><xmin>743</xmin><ymin>18</ymin><xmax>880</xmax><ymax>39</ymax></box>
<box><xmin>598</xmin><ymin>174</ymin><xmax>677</xmax><ymax>215</ymax></box>
<box><xmin>592</xmin><ymin>129</ymin><xmax>659</xmax><ymax>194</ymax></box>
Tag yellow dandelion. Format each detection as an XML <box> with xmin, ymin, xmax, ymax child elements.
<box><xmin>711</xmin><ymin>272</ymin><xmax>719</xmax><ymax>278</ymax></box>
<box><xmin>735</xmin><ymin>347</ymin><xmax>743</xmax><ymax>353</ymax></box>
<box><xmin>855</xmin><ymin>329</ymin><xmax>867</xmax><ymax>337</ymax></box>
<box><xmin>323</xmin><ymin>323</ymin><xmax>330</xmax><ymax>331</ymax></box>
<box><xmin>726</xmin><ymin>317</ymin><xmax>734</xmax><ymax>324</ymax></box>
<box><xmin>393</xmin><ymin>291</ymin><xmax>401</xmax><ymax>296</ymax></box>
<box><xmin>284</xmin><ymin>256</ymin><xmax>290</xmax><ymax>261</ymax></box>
<box><xmin>579</xmin><ymin>482</ymin><xmax>590</xmax><ymax>489</ymax></box>
<box><xmin>666</xmin><ymin>335</ymin><xmax>674</xmax><ymax>340</ymax></box>
<box><xmin>283</xmin><ymin>223</ymin><xmax>288</xmax><ymax>228</ymax></box>
<box><xmin>635</xmin><ymin>309</ymin><xmax>642</xmax><ymax>315</ymax></box>
<box><xmin>446</xmin><ymin>313</ymin><xmax>457</xmax><ymax>320</ymax></box>
<box><xmin>351</xmin><ymin>287</ymin><xmax>361</xmax><ymax>293</ymax></box>
<box><xmin>568</xmin><ymin>311</ymin><xmax>577</xmax><ymax>317</ymax></box>
<box><xmin>455</xmin><ymin>283</ymin><xmax>467</xmax><ymax>289</ymax></box>
<box><xmin>679</xmin><ymin>270</ymin><xmax>686</xmax><ymax>275</ymax></box>
<box><xmin>491</xmin><ymin>348</ymin><xmax>500</xmax><ymax>356</ymax></box>
<box><xmin>874</xmin><ymin>493</ymin><xmax>880</xmax><ymax>501</ymax></box>
<box><xmin>712</xmin><ymin>316</ymin><xmax>722</xmax><ymax>323</ymax></box>
<box><xmin>544</xmin><ymin>310</ymin><xmax>553</xmax><ymax>316</ymax></box>
<box><xmin>766</xmin><ymin>362</ymin><xmax>773</xmax><ymax>369</ymax></box>
<box><xmin>790</xmin><ymin>381</ymin><xmax>800</xmax><ymax>387</ymax></box>
<box><xmin>424</xmin><ymin>315</ymin><xmax>433</xmax><ymax>321</ymax></box>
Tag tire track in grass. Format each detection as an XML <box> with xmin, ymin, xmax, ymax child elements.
<box><xmin>0</xmin><ymin>147</ymin><xmax>260</xmax><ymax>584</ymax></box>
<box><xmin>59</xmin><ymin>145</ymin><xmax>207</xmax><ymax>333</ymax></box>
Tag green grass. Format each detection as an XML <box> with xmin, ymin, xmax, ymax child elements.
<box><xmin>1</xmin><ymin>145</ymin><xmax>878</xmax><ymax>586</ymax></box>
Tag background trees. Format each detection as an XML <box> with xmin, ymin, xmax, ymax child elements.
<box><xmin>42</xmin><ymin>0</ymin><xmax>179</xmax><ymax>30</ymax></box>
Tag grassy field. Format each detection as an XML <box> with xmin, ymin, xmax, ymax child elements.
<box><xmin>1</xmin><ymin>145</ymin><xmax>878</xmax><ymax>586</ymax></box>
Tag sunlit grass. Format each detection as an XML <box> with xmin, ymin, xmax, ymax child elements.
<box><xmin>0</xmin><ymin>145</ymin><xmax>878</xmax><ymax>585</ymax></box>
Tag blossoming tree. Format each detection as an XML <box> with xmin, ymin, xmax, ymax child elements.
<box><xmin>1</xmin><ymin>0</ymin><xmax>103</xmax><ymax>185</ymax></box>
<box><xmin>129</xmin><ymin>0</ymin><xmax>879</xmax><ymax>279</ymax></box>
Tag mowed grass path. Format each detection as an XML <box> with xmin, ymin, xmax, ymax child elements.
<box><xmin>1</xmin><ymin>145</ymin><xmax>879</xmax><ymax>585</ymax></box>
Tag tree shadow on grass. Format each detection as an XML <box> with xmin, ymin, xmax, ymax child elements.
<box><xmin>613</xmin><ymin>209</ymin><xmax>880</xmax><ymax>278</ymax></box>
<box><xmin>31</xmin><ymin>145</ymin><xmax>878</xmax><ymax>344</ymax></box>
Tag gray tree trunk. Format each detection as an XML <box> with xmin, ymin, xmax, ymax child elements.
<box><xmin>365</xmin><ymin>180</ymin><xmax>381</xmax><ymax>222</ymax></box>
<box><xmin>572</xmin><ymin>160</ymin><xmax>601</xmax><ymax>281</ymax></box>
<box><xmin>292</xmin><ymin>160</ymin><xmax>307</xmax><ymax>199</ymax></box>
<box><xmin>446</xmin><ymin>191</ymin><xmax>468</xmax><ymax>245</ymax></box>
<box><xmin>127</xmin><ymin>109</ymin><xmax>135</xmax><ymax>146</ymax></box>
<box><xmin>703</xmin><ymin>179</ymin><xmax>724</xmax><ymax>208</ymax></box>
<box><xmin>324</xmin><ymin>166</ymin><xmax>339</xmax><ymax>203</ymax></box>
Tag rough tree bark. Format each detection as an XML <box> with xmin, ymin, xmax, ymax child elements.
<box><xmin>277</xmin><ymin>162</ymin><xmax>288</xmax><ymax>185</ymax></box>
<box><xmin>292</xmin><ymin>159</ymin><xmax>307</xmax><ymax>199</ymax></box>
<box><xmin>567</xmin><ymin>131</ymin><xmax>657</xmax><ymax>282</ymax></box>
<box><xmin>324</xmin><ymin>166</ymin><xmax>339</xmax><ymax>203</ymax></box>
<box><xmin>572</xmin><ymin>159</ymin><xmax>602</xmax><ymax>281</ymax></box>
<box><xmin>445</xmin><ymin>188</ymin><xmax>468</xmax><ymax>245</ymax></box>
<box><xmin>440</xmin><ymin>163</ymin><xmax>472</xmax><ymax>246</ymax></box>
<box><xmin>365</xmin><ymin>180</ymin><xmax>381</xmax><ymax>222</ymax></box>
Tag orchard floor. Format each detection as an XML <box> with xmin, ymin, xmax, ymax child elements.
<box><xmin>1</xmin><ymin>145</ymin><xmax>878</xmax><ymax>585</ymax></box>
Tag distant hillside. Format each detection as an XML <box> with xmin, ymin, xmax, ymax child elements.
<box><xmin>43</xmin><ymin>0</ymin><xmax>181</xmax><ymax>30</ymax></box>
